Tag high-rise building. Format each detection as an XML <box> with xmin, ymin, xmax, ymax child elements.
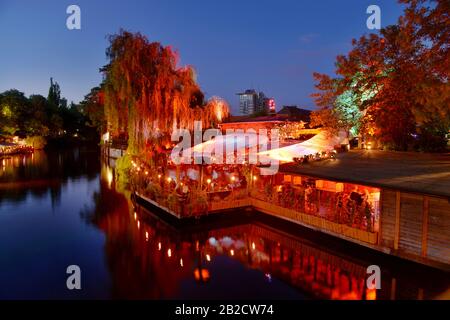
<box><xmin>237</xmin><ymin>89</ymin><xmax>258</xmax><ymax>115</ymax></box>
<box><xmin>237</xmin><ymin>89</ymin><xmax>275</xmax><ymax>115</ymax></box>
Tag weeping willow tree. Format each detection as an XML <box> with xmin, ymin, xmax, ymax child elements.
<box><xmin>103</xmin><ymin>30</ymin><xmax>229</xmax><ymax>157</ymax></box>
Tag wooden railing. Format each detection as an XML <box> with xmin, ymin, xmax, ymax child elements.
<box><xmin>251</xmin><ymin>198</ymin><xmax>378</xmax><ymax>245</ymax></box>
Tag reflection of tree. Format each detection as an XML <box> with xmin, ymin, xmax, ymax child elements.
<box><xmin>0</xmin><ymin>147</ymin><xmax>100</xmax><ymax>204</ymax></box>
<box><xmin>82</xmin><ymin>166</ymin><xmax>449</xmax><ymax>300</ymax></box>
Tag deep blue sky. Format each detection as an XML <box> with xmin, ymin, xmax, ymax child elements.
<box><xmin>0</xmin><ymin>0</ymin><xmax>405</xmax><ymax>114</ymax></box>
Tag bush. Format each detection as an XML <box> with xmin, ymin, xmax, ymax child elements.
<box><xmin>25</xmin><ymin>136</ymin><xmax>46</xmax><ymax>149</ymax></box>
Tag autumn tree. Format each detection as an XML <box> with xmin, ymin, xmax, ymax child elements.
<box><xmin>102</xmin><ymin>30</ymin><xmax>229</xmax><ymax>155</ymax></box>
<box><xmin>311</xmin><ymin>0</ymin><xmax>449</xmax><ymax>151</ymax></box>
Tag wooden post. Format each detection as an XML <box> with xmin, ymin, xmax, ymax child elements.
<box><xmin>421</xmin><ymin>196</ymin><xmax>429</xmax><ymax>257</ymax></box>
<box><xmin>394</xmin><ymin>191</ymin><xmax>401</xmax><ymax>250</ymax></box>
<box><xmin>377</xmin><ymin>190</ymin><xmax>383</xmax><ymax>245</ymax></box>
<box><xmin>390</xmin><ymin>278</ymin><xmax>397</xmax><ymax>300</ymax></box>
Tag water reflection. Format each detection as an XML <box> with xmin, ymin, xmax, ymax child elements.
<box><xmin>0</xmin><ymin>149</ymin><xmax>448</xmax><ymax>299</ymax></box>
<box><xmin>0</xmin><ymin>147</ymin><xmax>99</xmax><ymax>205</ymax></box>
<box><xmin>83</xmin><ymin>162</ymin><xmax>449</xmax><ymax>300</ymax></box>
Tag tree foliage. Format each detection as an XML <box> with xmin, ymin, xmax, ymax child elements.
<box><xmin>102</xmin><ymin>30</ymin><xmax>229</xmax><ymax>155</ymax></box>
<box><xmin>311</xmin><ymin>0</ymin><xmax>449</xmax><ymax>151</ymax></box>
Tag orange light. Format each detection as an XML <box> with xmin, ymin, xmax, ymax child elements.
<box><xmin>180</xmin><ymin>258</ymin><xmax>184</xmax><ymax>267</ymax></box>
<box><xmin>231</xmin><ymin>176</ymin><xmax>235</xmax><ymax>182</ymax></box>
<box><xmin>158</xmin><ymin>174</ymin><xmax>161</xmax><ymax>179</ymax></box>
<box><xmin>207</xmin><ymin>179</ymin><xmax>211</xmax><ymax>184</ymax></box>
<box><xmin>206</xmin><ymin>254</ymin><xmax>211</xmax><ymax>262</ymax></box>
<box><xmin>366</xmin><ymin>288</ymin><xmax>377</xmax><ymax>300</ymax></box>
<box><xmin>167</xmin><ymin>177</ymin><xmax>172</xmax><ymax>182</ymax></box>
<box><xmin>230</xmin><ymin>249</ymin><xmax>234</xmax><ymax>256</ymax></box>
<box><xmin>252</xmin><ymin>242</ymin><xmax>256</xmax><ymax>250</ymax></box>
<box><xmin>253</xmin><ymin>176</ymin><xmax>257</xmax><ymax>181</ymax></box>
<box><xmin>167</xmin><ymin>248</ymin><xmax>172</xmax><ymax>258</ymax></box>
<box><xmin>194</xmin><ymin>268</ymin><xmax>210</xmax><ymax>282</ymax></box>
<box><xmin>137</xmin><ymin>220</ymin><xmax>140</xmax><ymax>229</ymax></box>
<box><xmin>158</xmin><ymin>242</ymin><xmax>162</xmax><ymax>250</ymax></box>
<box><xmin>145</xmin><ymin>231</ymin><xmax>149</xmax><ymax>240</ymax></box>
<box><xmin>134</xmin><ymin>212</ymin><xmax>137</xmax><ymax>220</ymax></box>
<box><xmin>145</xmin><ymin>171</ymin><xmax>148</xmax><ymax>175</ymax></box>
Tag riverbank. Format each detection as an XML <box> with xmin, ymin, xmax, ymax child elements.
<box><xmin>0</xmin><ymin>143</ymin><xmax>33</xmax><ymax>157</ymax></box>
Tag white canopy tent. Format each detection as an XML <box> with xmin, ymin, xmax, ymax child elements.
<box><xmin>257</xmin><ymin>130</ymin><xmax>348</xmax><ymax>163</ymax></box>
<box><xmin>179</xmin><ymin>132</ymin><xmax>270</xmax><ymax>164</ymax></box>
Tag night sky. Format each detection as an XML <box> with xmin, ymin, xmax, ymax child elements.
<box><xmin>0</xmin><ymin>0</ymin><xmax>405</xmax><ymax>114</ymax></box>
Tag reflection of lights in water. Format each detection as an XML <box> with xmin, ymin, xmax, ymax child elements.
<box><xmin>194</xmin><ymin>268</ymin><xmax>210</xmax><ymax>282</ymax></box>
<box><xmin>158</xmin><ymin>242</ymin><xmax>162</xmax><ymax>250</ymax></box>
<box><xmin>230</xmin><ymin>249</ymin><xmax>234</xmax><ymax>256</ymax></box>
<box><xmin>208</xmin><ymin>237</ymin><xmax>217</xmax><ymax>246</ymax></box>
<box><xmin>366</xmin><ymin>289</ymin><xmax>377</xmax><ymax>300</ymax></box>
<box><xmin>167</xmin><ymin>249</ymin><xmax>172</xmax><ymax>258</ymax></box>
<box><xmin>180</xmin><ymin>258</ymin><xmax>184</xmax><ymax>267</ymax></box>
<box><xmin>265</xmin><ymin>273</ymin><xmax>272</xmax><ymax>282</ymax></box>
<box><xmin>105</xmin><ymin>166</ymin><xmax>113</xmax><ymax>188</ymax></box>
<box><xmin>206</xmin><ymin>254</ymin><xmax>211</xmax><ymax>262</ymax></box>
<box><xmin>252</xmin><ymin>242</ymin><xmax>256</xmax><ymax>250</ymax></box>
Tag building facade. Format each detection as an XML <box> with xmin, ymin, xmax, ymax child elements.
<box><xmin>237</xmin><ymin>89</ymin><xmax>275</xmax><ymax>115</ymax></box>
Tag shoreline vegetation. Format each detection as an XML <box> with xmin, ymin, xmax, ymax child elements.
<box><xmin>1</xmin><ymin>2</ymin><xmax>448</xmax><ymax>162</ymax></box>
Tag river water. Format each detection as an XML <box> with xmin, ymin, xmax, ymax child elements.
<box><xmin>0</xmin><ymin>148</ymin><xmax>448</xmax><ymax>299</ymax></box>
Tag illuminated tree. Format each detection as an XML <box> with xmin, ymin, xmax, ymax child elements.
<box><xmin>103</xmin><ymin>30</ymin><xmax>228</xmax><ymax>155</ymax></box>
<box><xmin>311</xmin><ymin>0</ymin><xmax>449</xmax><ymax>151</ymax></box>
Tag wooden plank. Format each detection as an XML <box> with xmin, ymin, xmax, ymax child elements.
<box><xmin>421</xmin><ymin>196</ymin><xmax>429</xmax><ymax>257</ymax></box>
<box><xmin>394</xmin><ymin>191</ymin><xmax>401</xmax><ymax>250</ymax></box>
<box><xmin>399</xmin><ymin>193</ymin><xmax>423</xmax><ymax>255</ymax></box>
<box><xmin>378</xmin><ymin>190</ymin><xmax>383</xmax><ymax>245</ymax></box>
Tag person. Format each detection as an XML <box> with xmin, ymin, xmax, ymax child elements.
<box><xmin>350</xmin><ymin>187</ymin><xmax>363</xmax><ymax>207</ymax></box>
